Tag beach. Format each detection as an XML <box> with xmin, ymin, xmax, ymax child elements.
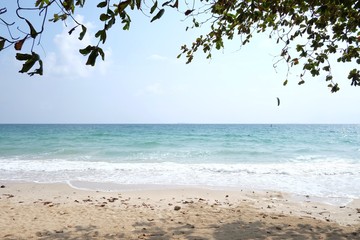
<box><xmin>1</xmin><ymin>182</ymin><xmax>359</xmax><ymax>239</ymax></box>
<box><xmin>1</xmin><ymin>124</ymin><xmax>360</xmax><ymax>238</ymax></box>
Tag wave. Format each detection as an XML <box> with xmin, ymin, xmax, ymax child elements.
<box><xmin>0</xmin><ymin>158</ymin><xmax>359</xmax><ymax>199</ymax></box>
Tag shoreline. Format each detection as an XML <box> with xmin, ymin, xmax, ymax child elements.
<box><xmin>4</xmin><ymin>179</ymin><xmax>357</xmax><ymax>206</ymax></box>
<box><xmin>1</xmin><ymin>182</ymin><xmax>359</xmax><ymax>239</ymax></box>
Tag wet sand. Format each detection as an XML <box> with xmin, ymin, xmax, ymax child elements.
<box><xmin>0</xmin><ymin>182</ymin><xmax>359</xmax><ymax>239</ymax></box>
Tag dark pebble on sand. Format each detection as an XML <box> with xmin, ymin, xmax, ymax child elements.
<box><xmin>0</xmin><ymin>185</ymin><xmax>5</xmax><ymax>188</ymax></box>
<box><xmin>174</xmin><ymin>206</ymin><xmax>181</xmax><ymax>211</ymax></box>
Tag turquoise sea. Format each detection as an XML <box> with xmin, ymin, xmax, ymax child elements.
<box><xmin>0</xmin><ymin>124</ymin><xmax>359</xmax><ymax>199</ymax></box>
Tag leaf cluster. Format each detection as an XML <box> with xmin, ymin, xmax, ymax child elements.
<box><xmin>178</xmin><ymin>0</ymin><xmax>360</xmax><ymax>92</ymax></box>
<box><xmin>0</xmin><ymin>0</ymin><xmax>86</xmax><ymax>75</ymax></box>
<box><xmin>0</xmin><ymin>0</ymin><xmax>185</xmax><ymax>73</ymax></box>
<box><xmin>0</xmin><ymin>0</ymin><xmax>359</xmax><ymax>92</ymax></box>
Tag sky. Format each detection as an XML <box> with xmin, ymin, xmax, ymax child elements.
<box><xmin>0</xmin><ymin>1</ymin><xmax>359</xmax><ymax>124</ymax></box>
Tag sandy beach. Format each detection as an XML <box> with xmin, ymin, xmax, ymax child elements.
<box><xmin>0</xmin><ymin>182</ymin><xmax>359</xmax><ymax>239</ymax></box>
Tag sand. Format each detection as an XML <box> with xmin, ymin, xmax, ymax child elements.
<box><xmin>0</xmin><ymin>182</ymin><xmax>359</xmax><ymax>239</ymax></box>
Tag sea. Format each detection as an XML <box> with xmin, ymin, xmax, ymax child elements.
<box><xmin>0</xmin><ymin>124</ymin><xmax>359</xmax><ymax>201</ymax></box>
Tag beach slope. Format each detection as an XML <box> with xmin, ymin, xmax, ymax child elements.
<box><xmin>0</xmin><ymin>182</ymin><xmax>359</xmax><ymax>239</ymax></box>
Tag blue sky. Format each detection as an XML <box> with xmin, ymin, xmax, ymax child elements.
<box><xmin>0</xmin><ymin>1</ymin><xmax>359</xmax><ymax>123</ymax></box>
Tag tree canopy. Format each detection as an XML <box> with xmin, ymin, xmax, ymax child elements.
<box><xmin>0</xmin><ymin>0</ymin><xmax>359</xmax><ymax>92</ymax></box>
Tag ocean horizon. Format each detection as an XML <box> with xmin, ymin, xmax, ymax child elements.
<box><xmin>1</xmin><ymin>124</ymin><xmax>359</xmax><ymax>201</ymax></box>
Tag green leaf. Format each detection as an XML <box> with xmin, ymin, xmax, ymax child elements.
<box><xmin>86</xmin><ymin>49</ymin><xmax>99</xmax><ymax>66</ymax></box>
<box><xmin>29</xmin><ymin>59</ymin><xmax>43</xmax><ymax>76</ymax></box>
<box><xmin>75</xmin><ymin>0</ymin><xmax>85</xmax><ymax>7</ymax></box>
<box><xmin>150</xmin><ymin>9</ymin><xmax>165</xmax><ymax>22</ymax></box>
<box><xmin>283</xmin><ymin>79</ymin><xmax>288</xmax><ymax>86</ymax></box>
<box><xmin>68</xmin><ymin>26</ymin><xmax>77</xmax><ymax>35</ymax></box>
<box><xmin>79</xmin><ymin>25</ymin><xmax>87</xmax><ymax>40</ymax></box>
<box><xmin>79</xmin><ymin>45</ymin><xmax>93</xmax><ymax>55</ymax></box>
<box><xmin>35</xmin><ymin>0</ymin><xmax>46</xmax><ymax>7</ymax></box>
<box><xmin>16</xmin><ymin>52</ymin><xmax>41</xmax><ymax>74</ymax></box>
<box><xmin>326</xmin><ymin>75</ymin><xmax>333</xmax><ymax>81</ymax></box>
<box><xmin>331</xmin><ymin>84</ymin><xmax>340</xmax><ymax>93</ymax></box>
<box><xmin>95</xmin><ymin>30</ymin><xmax>101</xmax><ymax>38</ymax></box>
<box><xmin>62</xmin><ymin>0</ymin><xmax>75</xmax><ymax>13</ymax></box>
<box><xmin>118</xmin><ymin>0</ymin><xmax>130</xmax><ymax>13</ymax></box>
<box><xmin>15</xmin><ymin>53</ymin><xmax>32</xmax><ymax>61</ymax></box>
<box><xmin>100</xmin><ymin>13</ymin><xmax>110</xmax><ymax>21</ymax></box>
<box><xmin>135</xmin><ymin>0</ymin><xmax>141</xmax><ymax>9</ymax></box>
<box><xmin>95</xmin><ymin>30</ymin><xmax>107</xmax><ymax>43</ymax></box>
<box><xmin>129</xmin><ymin>0</ymin><xmax>135</xmax><ymax>10</ymax></box>
<box><xmin>97</xmin><ymin>1</ymin><xmax>107</xmax><ymax>8</ymax></box>
<box><xmin>105</xmin><ymin>18</ymin><xmax>116</xmax><ymax>30</ymax></box>
<box><xmin>19</xmin><ymin>59</ymin><xmax>36</xmax><ymax>73</ymax></box>
<box><xmin>150</xmin><ymin>1</ymin><xmax>158</xmax><ymax>14</ymax></box>
<box><xmin>101</xmin><ymin>30</ymin><xmax>107</xmax><ymax>43</ymax></box>
<box><xmin>123</xmin><ymin>21</ymin><xmax>130</xmax><ymax>30</ymax></box>
<box><xmin>107</xmin><ymin>8</ymin><xmax>114</xmax><ymax>16</ymax></box>
<box><xmin>98</xmin><ymin>47</ymin><xmax>105</xmax><ymax>61</ymax></box>
<box><xmin>322</xmin><ymin>65</ymin><xmax>330</xmax><ymax>71</ymax></box>
<box><xmin>25</xmin><ymin>19</ymin><xmax>37</xmax><ymax>38</ymax></box>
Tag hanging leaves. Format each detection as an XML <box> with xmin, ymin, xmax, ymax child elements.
<box><xmin>62</xmin><ymin>0</ymin><xmax>75</xmax><ymax>13</ymax></box>
<box><xmin>79</xmin><ymin>45</ymin><xmax>105</xmax><ymax>66</ymax></box>
<box><xmin>150</xmin><ymin>1</ymin><xmax>158</xmax><ymax>14</ymax></box>
<box><xmin>75</xmin><ymin>0</ymin><xmax>85</xmax><ymax>7</ymax></box>
<box><xmin>3</xmin><ymin>0</ymin><xmax>359</xmax><ymax>89</ymax></box>
<box><xmin>151</xmin><ymin>9</ymin><xmax>165</xmax><ymax>22</ymax></box>
<box><xmin>178</xmin><ymin>0</ymin><xmax>360</xmax><ymax>92</ymax></box>
<box><xmin>79</xmin><ymin>25</ymin><xmax>87</xmax><ymax>40</ymax></box>
<box><xmin>95</xmin><ymin>29</ymin><xmax>107</xmax><ymax>44</ymax></box>
<box><xmin>97</xmin><ymin>1</ymin><xmax>107</xmax><ymax>8</ymax></box>
<box><xmin>118</xmin><ymin>0</ymin><xmax>130</xmax><ymax>13</ymax></box>
<box><xmin>16</xmin><ymin>52</ymin><xmax>43</xmax><ymax>76</ymax></box>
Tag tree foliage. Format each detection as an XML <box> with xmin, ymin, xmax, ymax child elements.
<box><xmin>0</xmin><ymin>0</ymin><xmax>359</xmax><ymax>92</ymax></box>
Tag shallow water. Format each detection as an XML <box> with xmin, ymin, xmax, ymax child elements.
<box><xmin>0</xmin><ymin>124</ymin><xmax>359</xmax><ymax>199</ymax></box>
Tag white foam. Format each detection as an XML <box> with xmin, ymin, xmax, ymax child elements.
<box><xmin>0</xmin><ymin>158</ymin><xmax>359</xmax><ymax>199</ymax></box>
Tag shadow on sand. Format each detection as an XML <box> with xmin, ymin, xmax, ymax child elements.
<box><xmin>30</xmin><ymin>218</ymin><xmax>358</xmax><ymax>240</ymax></box>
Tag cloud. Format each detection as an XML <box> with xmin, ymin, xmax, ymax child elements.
<box><xmin>45</xmin><ymin>15</ymin><xmax>111</xmax><ymax>78</ymax></box>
